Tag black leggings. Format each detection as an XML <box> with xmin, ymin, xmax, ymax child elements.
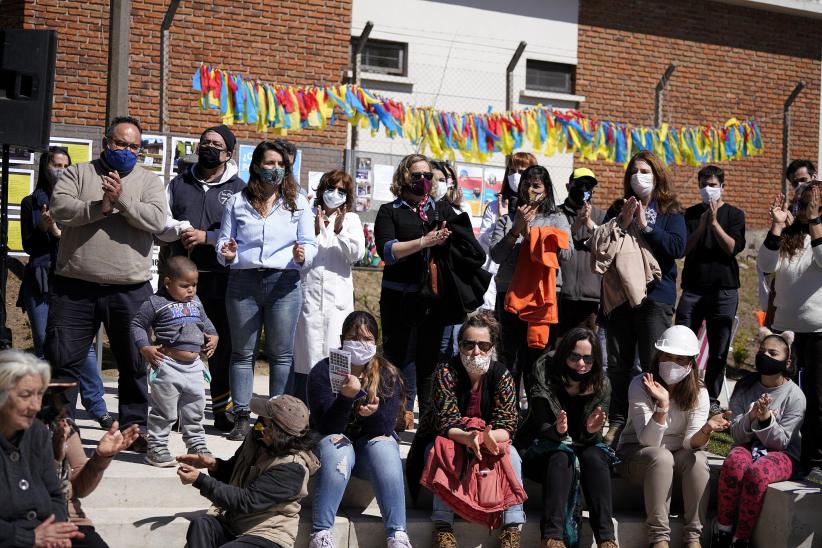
<box><xmin>72</xmin><ymin>526</ymin><xmax>109</xmax><ymax>548</ymax></box>
<box><xmin>797</xmin><ymin>332</ymin><xmax>822</xmax><ymax>469</ymax></box>
<box><xmin>541</xmin><ymin>446</ymin><xmax>615</xmax><ymax>542</ymax></box>
<box><xmin>186</xmin><ymin>515</ymin><xmax>282</xmax><ymax>548</ymax></box>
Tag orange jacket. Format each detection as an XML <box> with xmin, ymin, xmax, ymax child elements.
<box><xmin>504</xmin><ymin>226</ymin><xmax>570</xmax><ymax>348</ymax></box>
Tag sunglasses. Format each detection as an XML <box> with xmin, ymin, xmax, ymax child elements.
<box><xmin>568</xmin><ymin>352</ymin><xmax>594</xmax><ymax>365</ymax></box>
<box><xmin>459</xmin><ymin>340</ymin><xmax>493</xmax><ymax>352</ymax></box>
<box><xmin>410</xmin><ymin>171</ymin><xmax>434</xmax><ymax>181</ymax></box>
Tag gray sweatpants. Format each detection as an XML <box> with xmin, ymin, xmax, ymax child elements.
<box><xmin>147</xmin><ymin>356</ymin><xmax>206</xmax><ymax>450</ymax></box>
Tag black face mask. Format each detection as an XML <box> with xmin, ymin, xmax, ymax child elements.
<box><xmin>198</xmin><ymin>146</ymin><xmax>223</xmax><ymax>169</ymax></box>
<box><xmin>755</xmin><ymin>352</ymin><xmax>787</xmax><ymax>376</ymax></box>
<box><xmin>565</xmin><ymin>365</ymin><xmax>592</xmax><ymax>382</ymax></box>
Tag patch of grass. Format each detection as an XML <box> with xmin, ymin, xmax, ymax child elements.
<box><xmin>707</xmin><ymin>430</ymin><xmax>734</xmax><ymax>457</ymax></box>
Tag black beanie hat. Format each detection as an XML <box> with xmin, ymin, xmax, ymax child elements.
<box><xmin>201</xmin><ymin>124</ymin><xmax>236</xmax><ymax>153</ymax></box>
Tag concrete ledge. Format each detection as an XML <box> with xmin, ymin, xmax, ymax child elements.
<box><xmin>754</xmin><ymin>480</ymin><xmax>822</xmax><ymax>548</ymax></box>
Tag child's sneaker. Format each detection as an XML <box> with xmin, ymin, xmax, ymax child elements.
<box><xmin>145</xmin><ymin>446</ymin><xmax>176</xmax><ymax>467</ymax></box>
<box><xmin>187</xmin><ymin>445</ymin><xmax>213</xmax><ymax>458</ymax></box>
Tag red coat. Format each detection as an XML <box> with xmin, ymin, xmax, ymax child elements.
<box><xmin>420</xmin><ymin>417</ymin><xmax>527</xmax><ymax>529</ymax></box>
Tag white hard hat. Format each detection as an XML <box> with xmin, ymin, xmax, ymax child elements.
<box><xmin>654</xmin><ymin>325</ymin><xmax>700</xmax><ymax>357</ymax></box>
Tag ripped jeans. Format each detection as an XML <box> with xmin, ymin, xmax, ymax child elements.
<box><xmin>313</xmin><ymin>433</ymin><xmax>407</xmax><ymax>537</ymax></box>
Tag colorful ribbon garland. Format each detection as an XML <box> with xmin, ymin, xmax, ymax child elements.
<box><xmin>192</xmin><ymin>63</ymin><xmax>764</xmax><ymax>165</ymax></box>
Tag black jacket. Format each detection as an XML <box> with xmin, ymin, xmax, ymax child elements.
<box><xmin>558</xmin><ymin>201</ymin><xmax>605</xmax><ymax>302</ymax></box>
<box><xmin>433</xmin><ymin>211</ymin><xmax>491</xmax><ymax>324</ymax></box>
<box><xmin>0</xmin><ymin>421</ymin><xmax>68</xmax><ymax>547</ymax></box>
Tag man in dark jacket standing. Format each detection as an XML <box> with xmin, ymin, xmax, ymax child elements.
<box><xmin>557</xmin><ymin>168</ymin><xmax>606</xmax><ymax>337</ymax></box>
<box><xmin>157</xmin><ymin>125</ymin><xmax>246</xmax><ymax>431</ymax></box>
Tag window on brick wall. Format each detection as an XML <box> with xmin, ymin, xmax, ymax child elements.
<box><xmin>525</xmin><ymin>60</ymin><xmax>575</xmax><ymax>94</ymax></box>
<box><xmin>351</xmin><ymin>38</ymin><xmax>408</xmax><ymax>76</ymax></box>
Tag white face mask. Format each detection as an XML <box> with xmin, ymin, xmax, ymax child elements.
<box><xmin>699</xmin><ymin>186</ymin><xmax>721</xmax><ymax>204</ymax></box>
<box><xmin>433</xmin><ymin>181</ymin><xmax>448</xmax><ymax>200</ymax></box>
<box><xmin>659</xmin><ymin>360</ymin><xmax>692</xmax><ymax>385</ymax></box>
<box><xmin>341</xmin><ymin>340</ymin><xmax>376</xmax><ymax>366</ymax></box>
<box><xmin>630</xmin><ymin>172</ymin><xmax>655</xmax><ymax>199</ymax></box>
<box><xmin>323</xmin><ymin>189</ymin><xmax>347</xmax><ymax>209</ymax></box>
<box><xmin>460</xmin><ymin>353</ymin><xmax>492</xmax><ymax>375</ymax></box>
<box><xmin>507</xmin><ymin>172</ymin><xmax>521</xmax><ymax>193</ymax></box>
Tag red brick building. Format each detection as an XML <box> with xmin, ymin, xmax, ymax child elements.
<box><xmin>577</xmin><ymin>0</ymin><xmax>822</xmax><ymax>227</ymax></box>
<box><xmin>1</xmin><ymin>0</ymin><xmax>352</xmax><ymax>175</ymax></box>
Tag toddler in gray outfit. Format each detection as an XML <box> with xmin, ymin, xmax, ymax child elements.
<box><xmin>131</xmin><ymin>256</ymin><xmax>218</xmax><ymax>467</ymax></box>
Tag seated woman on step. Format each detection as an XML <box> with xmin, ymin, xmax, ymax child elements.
<box><xmin>617</xmin><ymin>325</ymin><xmax>730</xmax><ymax>548</ymax></box>
<box><xmin>307</xmin><ymin>311</ymin><xmax>411</xmax><ymax>548</ymax></box>
<box><xmin>711</xmin><ymin>330</ymin><xmax>805</xmax><ymax>548</ymax></box>
<box><xmin>517</xmin><ymin>327</ymin><xmax>618</xmax><ymax>548</ymax></box>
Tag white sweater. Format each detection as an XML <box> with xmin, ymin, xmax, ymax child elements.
<box><xmin>618</xmin><ymin>374</ymin><xmax>710</xmax><ymax>452</ymax></box>
<box><xmin>757</xmin><ymin>234</ymin><xmax>822</xmax><ymax>333</ymax></box>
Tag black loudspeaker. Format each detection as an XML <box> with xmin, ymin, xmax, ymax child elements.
<box><xmin>0</xmin><ymin>29</ymin><xmax>57</xmax><ymax>151</ymax></box>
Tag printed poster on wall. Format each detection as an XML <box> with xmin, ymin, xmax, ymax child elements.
<box><xmin>355</xmin><ymin>157</ymin><xmax>372</xmax><ymax>212</ymax></box>
<box><xmin>457</xmin><ymin>164</ymin><xmax>484</xmax><ymax>217</ymax></box>
<box><xmin>49</xmin><ymin>137</ymin><xmax>93</xmax><ymax>164</ymax></box>
<box><xmin>372</xmin><ymin>164</ymin><xmax>395</xmax><ymax>203</ymax></box>
<box><xmin>7</xmin><ymin>215</ymin><xmax>23</xmax><ymax>256</ymax></box>
<box><xmin>9</xmin><ymin>169</ymin><xmax>34</xmax><ymax>208</ymax></box>
<box><xmin>170</xmin><ymin>137</ymin><xmax>199</xmax><ymax>176</ymax></box>
<box><xmin>138</xmin><ymin>134</ymin><xmax>167</xmax><ymax>175</ymax></box>
<box><xmin>482</xmin><ymin>166</ymin><xmax>505</xmax><ymax>210</ymax></box>
<box><xmin>237</xmin><ymin>144</ymin><xmax>254</xmax><ymax>183</ymax></box>
<box><xmin>9</xmin><ymin>146</ymin><xmax>34</xmax><ymax>165</ymax></box>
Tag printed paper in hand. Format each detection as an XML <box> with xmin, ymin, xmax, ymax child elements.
<box><xmin>328</xmin><ymin>348</ymin><xmax>351</xmax><ymax>394</ymax></box>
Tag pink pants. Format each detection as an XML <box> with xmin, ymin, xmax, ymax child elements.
<box><xmin>717</xmin><ymin>446</ymin><xmax>794</xmax><ymax>539</ymax></box>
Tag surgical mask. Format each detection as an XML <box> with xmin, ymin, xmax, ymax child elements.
<box><xmin>460</xmin><ymin>353</ymin><xmax>491</xmax><ymax>375</ymax></box>
<box><xmin>630</xmin><ymin>172</ymin><xmax>654</xmax><ymax>199</ymax></box>
<box><xmin>659</xmin><ymin>360</ymin><xmax>692</xmax><ymax>385</ymax></box>
<box><xmin>433</xmin><ymin>181</ymin><xmax>448</xmax><ymax>200</ymax></box>
<box><xmin>259</xmin><ymin>167</ymin><xmax>285</xmax><ymax>186</ymax></box>
<box><xmin>507</xmin><ymin>172</ymin><xmax>521</xmax><ymax>193</ymax></box>
<box><xmin>104</xmin><ymin>148</ymin><xmax>137</xmax><ymax>174</ymax></box>
<box><xmin>755</xmin><ymin>352</ymin><xmax>787</xmax><ymax>376</ymax></box>
<box><xmin>48</xmin><ymin>167</ymin><xmax>65</xmax><ymax>183</ymax></box>
<box><xmin>699</xmin><ymin>186</ymin><xmax>722</xmax><ymax>204</ymax></box>
<box><xmin>341</xmin><ymin>340</ymin><xmax>377</xmax><ymax>366</ymax></box>
<box><xmin>323</xmin><ymin>189</ymin><xmax>347</xmax><ymax>209</ymax></box>
<box><xmin>197</xmin><ymin>146</ymin><xmax>223</xmax><ymax>169</ymax></box>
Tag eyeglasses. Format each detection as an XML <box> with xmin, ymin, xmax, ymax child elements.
<box><xmin>199</xmin><ymin>140</ymin><xmax>227</xmax><ymax>151</ymax></box>
<box><xmin>410</xmin><ymin>171</ymin><xmax>433</xmax><ymax>181</ymax></box>
<box><xmin>568</xmin><ymin>352</ymin><xmax>594</xmax><ymax>365</ymax></box>
<box><xmin>108</xmin><ymin>138</ymin><xmax>142</xmax><ymax>153</ymax></box>
<box><xmin>459</xmin><ymin>340</ymin><xmax>493</xmax><ymax>352</ymax></box>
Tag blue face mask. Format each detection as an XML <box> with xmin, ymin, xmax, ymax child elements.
<box><xmin>259</xmin><ymin>167</ymin><xmax>285</xmax><ymax>186</ymax></box>
<box><xmin>104</xmin><ymin>147</ymin><xmax>137</xmax><ymax>173</ymax></box>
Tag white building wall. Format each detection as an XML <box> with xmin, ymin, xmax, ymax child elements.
<box><xmin>351</xmin><ymin>0</ymin><xmax>580</xmax><ymax>206</ymax></box>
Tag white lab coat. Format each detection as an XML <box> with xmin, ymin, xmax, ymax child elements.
<box><xmin>478</xmin><ymin>198</ymin><xmax>502</xmax><ymax>310</ymax></box>
<box><xmin>293</xmin><ymin>210</ymin><xmax>366</xmax><ymax>375</ymax></box>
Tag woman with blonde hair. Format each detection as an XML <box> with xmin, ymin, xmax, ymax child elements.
<box><xmin>292</xmin><ymin>170</ymin><xmax>365</xmax><ymax>402</ymax></box>
<box><xmin>308</xmin><ymin>311</ymin><xmax>410</xmax><ymax>548</ymax></box>
<box><xmin>618</xmin><ymin>325</ymin><xmax>730</xmax><ymax>548</ymax></box>
<box><xmin>374</xmin><ymin>153</ymin><xmax>458</xmax><ymax>426</ymax></box>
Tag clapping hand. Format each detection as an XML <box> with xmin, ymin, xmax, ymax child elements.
<box><xmin>749</xmin><ymin>393</ymin><xmax>773</xmax><ymax>422</ymax></box>
<box><xmin>293</xmin><ymin>243</ymin><xmax>305</xmax><ymax>265</ymax></box>
<box><xmin>642</xmin><ymin>373</ymin><xmax>670</xmax><ymax>408</ymax></box>
<box><xmin>220</xmin><ymin>238</ymin><xmax>238</xmax><ymax>262</ymax></box>
<box><xmin>180</xmin><ymin>228</ymin><xmax>207</xmax><ymax>250</ymax></box>
<box><xmin>512</xmin><ymin>203</ymin><xmax>538</xmax><ymax>237</ymax></box>
<box><xmin>315</xmin><ymin>208</ymin><xmax>325</xmax><ymax>235</ymax></box>
<box><xmin>806</xmin><ymin>185</ymin><xmax>821</xmax><ymax>220</ymax></box>
<box><xmin>334</xmin><ymin>206</ymin><xmax>347</xmax><ymax>234</ymax></box>
<box><xmin>634</xmin><ymin>199</ymin><xmax>648</xmax><ymax>229</ymax></box>
<box><xmin>706</xmin><ymin>410</ymin><xmax>732</xmax><ymax>433</ymax></box>
<box><xmin>176</xmin><ymin>464</ymin><xmax>200</xmax><ymax>485</ymax></box>
<box><xmin>619</xmin><ymin>197</ymin><xmax>638</xmax><ymax>229</ymax></box>
<box><xmin>176</xmin><ymin>452</ymin><xmax>217</xmax><ymax>471</ymax></box>
<box><xmin>357</xmin><ymin>397</ymin><xmax>379</xmax><ymax>417</ymax></box>
<box><xmin>770</xmin><ymin>194</ymin><xmax>790</xmax><ymax>228</ymax></box>
<box><xmin>586</xmin><ymin>406</ymin><xmax>608</xmax><ymax>434</ymax></box>
<box><xmin>556</xmin><ymin>410</ymin><xmax>569</xmax><ymax>435</ymax></box>
<box><xmin>101</xmin><ymin>171</ymin><xmax>122</xmax><ymax>214</ymax></box>
<box><xmin>33</xmin><ymin>514</ymin><xmax>83</xmax><ymax>548</ymax></box>
<box><xmin>96</xmin><ymin>422</ymin><xmax>140</xmax><ymax>458</ymax></box>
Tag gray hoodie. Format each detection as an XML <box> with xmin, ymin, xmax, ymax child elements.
<box><xmin>131</xmin><ymin>290</ymin><xmax>217</xmax><ymax>353</ymax></box>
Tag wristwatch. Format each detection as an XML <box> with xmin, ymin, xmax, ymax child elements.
<box><xmin>653</xmin><ymin>404</ymin><xmax>669</xmax><ymax>414</ymax></box>
<box><xmin>810</xmin><ymin>216</ymin><xmax>822</xmax><ymax>225</ymax></box>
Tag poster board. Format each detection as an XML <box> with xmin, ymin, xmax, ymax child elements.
<box><xmin>9</xmin><ymin>146</ymin><xmax>34</xmax><ymax>165</ymax></box>
<box><xmin>9</xmin><ymin>169</ymin><xmax>34</xmax><ymax>207</ymax></box>
<box><xmin>7</xmin><ymin>215</ymin><xmax>23</xmax><ymax>257</ymax></box>
<box><xmin>138</xmin><ymin>134</ymin><xmax>167</xmax><ymax>175</ymax></box>
<box><xmin>170</xmin><ymin>137</ymin><xmax>199</xmax><ymax>176</ymax></box>
<box><xmin>49</xmin><ymin>137</ymin><xmax>93</xmax><ymax>164</ymax></box>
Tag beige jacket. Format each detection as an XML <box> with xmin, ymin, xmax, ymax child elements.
<box><xmin>590</xmin><ymin>218</ymin><xmax>661</xmax><ymax>315</ymax></box>
<box><xmin>50</xmin><ymin>159</ymin><xmax>166</xmax><ymax>284</ymax></box>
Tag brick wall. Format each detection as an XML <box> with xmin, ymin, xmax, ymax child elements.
<box><xmin>16</xmin><ymin>0</ymin><xmax>351</xmax><ymax>150</ymax></box>
<box><xmin>577</xmin><ymin>0</ymin><xmax>822</xmax><ymax>228</ymax></box>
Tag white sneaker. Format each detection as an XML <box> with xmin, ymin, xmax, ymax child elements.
<box><xmin>388</xmin><ymin>530</ymin><xmax>413</xmax><ymax>548</ymax></box>
<box><xmin>308</xmin><ymin>530</ymin><xmax>336</xmax><ymax>548</ymax></box>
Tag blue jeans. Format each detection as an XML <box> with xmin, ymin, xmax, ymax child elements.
<box><xmin>439</xmin><ymin>324</ymin><xmax>460</xmax><ymax>361</ymax></box>
<box><xmin>226</xmin><ymin>269</ymin><xmax>302</xmax><ymax>409</ymax></box>
<box><xmin>24</xmin><ymin>293</ymin><xmax>107</xmax><ymax>418</ymax></box>
<box><xmin>313</xmin><ymin>433</ymin><xmax>407</xmax><ymax>537</ymax></box>
<box><xmin>426</xmin><ymin>442</ymin><xmax>526</xmax><ymax>527</ymax></box>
